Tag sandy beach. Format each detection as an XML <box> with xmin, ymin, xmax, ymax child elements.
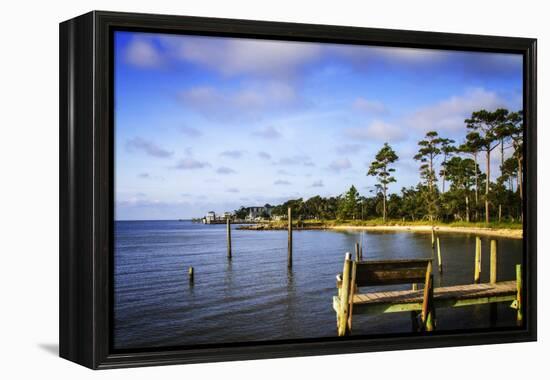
<box><xmin>329</xmin><ymin>225</ymin><xmax>523</xmax><ymax>239</ymax></box>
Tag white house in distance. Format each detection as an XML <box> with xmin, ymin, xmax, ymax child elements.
<box><xmin>246</xmin><ymin>205</ymin><xmax>273</xmax><ymax>220</ymax></box>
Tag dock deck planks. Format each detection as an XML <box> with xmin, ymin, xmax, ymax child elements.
<box><xmin>333</xmin><ymin>281</ymin><xmax>517</xmax><ymax>315</ymax></box>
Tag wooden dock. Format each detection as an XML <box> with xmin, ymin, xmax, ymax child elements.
<box><xmin>334</xmin><ymin>280</ymin><xmax>517</xmax><ymax>315</ymax></box>
<box><xmin>333</xmin><ymin>237</ymin><xmax>522</xmax><ymax>336</ymax></box>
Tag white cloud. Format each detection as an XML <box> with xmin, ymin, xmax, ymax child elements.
<box><xmin>275</xmin><ymin>155</ymin><xmax>314</xmax><ymax>166</ymax></box>
<box><xmin>126</xmin><ymin>137</ymin><xmax>173</xmax><ymax>158</ymax></box>
<box><xmin>124</xmin><ymin>37</ymin><xmax>163</xmax><ymax>68</ymax></box>
<box><xmin>179</xmin><ymin>126</ymin><xmax>202</xmax><ymax>137</ymax></box>
<box><xmin>274</xmin><ymin>180</ymin><xmax>291</xmax><ymax>185</ymax></box>
<box><xmin>353</xmin><ymin>98</ymin><xmax>387</xmax><ymax>114</ymax></box>
<box><xmin>258</xmin><ymin>151</ymin><xmax>272</xmax><ymax>160</ymax></box>
<box><xmin>179</xmin><ymin>83</ymin><xmax>301</xmax><ymax>121</ymax></box>
<box><xmin>173</xmin><ymin>158</ymin><xmax>210</xmax><ymax>170</ymax></box>
<box><xmin>327</xmin><ymin>158</ymin><xmax>352</xmax><ymax>173</ymax></box>
<box><xmin>220</xmin><ymin>150</ymin><xmax>245</xmax><ymax>159</ymax></box>
<box><xmin>407</xmin><ymin>88</ymin><xmax>507</xmax><ymax>132</ymax></box>
<box><xmin>226</xmin><ymin>188</ymin><xmax>240</xmax><ymax>193</ymax></box>
<box><xmin>335</xmin><ymin>144</ymin><xmax>364</xmax><ymax>154</ymax></box>
<box><xmin>344</xmin><ymin>120</ymin><xmax>405</xmax><ymax>142</ymax></box>
<box><xmin>310</xmin><ymin>180</ymin><xmax>324</xmax><ymax>187</ymax></box>
<box><xmin>252</xmin><ymin>126</ymin><xmax>282</xmax><ymax>140</ymax></box>
<box><xmin>217</xmin><ymin>167</ymin><xmax>236</xmax><ymax>174</ymax></box>
<box><xmin>161</xmin><ymin>35</ymin><xmax>321</xmax><ymax>78</ymax></box>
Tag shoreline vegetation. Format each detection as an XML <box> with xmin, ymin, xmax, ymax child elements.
<box><xmin>237</xmin><ymin>219</ymin><xmax>522</xmax><ymax>239</ymax></box>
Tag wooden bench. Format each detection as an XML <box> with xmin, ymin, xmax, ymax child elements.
<box><xmin>333</xmin><ymin>253</ymin><xmax>522</xmax><ymax>336</ymax></box>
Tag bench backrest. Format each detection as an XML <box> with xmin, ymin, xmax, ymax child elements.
<box><xmin>354</xmin><ymin>258</ymin><xmax>432</xmax><ymax>287</ymax></box>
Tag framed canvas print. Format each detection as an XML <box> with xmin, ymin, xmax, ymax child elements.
<box><xmin>59</xmin><ymin>11</ymin><xmax>537</xmax><ymax>369</ymax></box>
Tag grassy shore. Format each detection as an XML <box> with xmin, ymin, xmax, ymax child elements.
<box><xmin>238</xmin><ymin>219</ymin><xmax>522</xmax><ymax>239</ymax></box>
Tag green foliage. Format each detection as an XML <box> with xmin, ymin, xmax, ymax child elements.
<box><xmin>263</xmin><ymin>108</ymin><xmax>523</xmax><ymax>225</ymax></box>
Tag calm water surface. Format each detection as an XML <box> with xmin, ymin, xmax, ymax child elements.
<box><xmin>114</xmin><ymin>220</ymin><xmax>522</xmax><ymax>349</ymax></box>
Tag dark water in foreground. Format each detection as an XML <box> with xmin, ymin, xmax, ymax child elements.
<box><xmin>114</xmin><ymin>220</ymin><xmax>523</xmax><ymax>349</ymax></box>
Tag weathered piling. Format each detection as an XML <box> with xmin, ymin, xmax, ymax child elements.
<box><xmin>421</xmin><ymin>261</ymin><xmax>434</xmax><ymax>331</ymax></box>
<box><xmin>188</xmin><ymin>266</ymin><xmax>194</xmax><ymax>283</ymax></box>
<box><xmin>474</xmin><ymin>236</ymin><xmax>482</xmax><ymax>284</ymax></box>
<box><xmin>355</xmin><ymin>242</ymin><xmax>360</xmax><ymax>262</ymax></box>
<box><xmin>490</xmin><ymin>239</ymin><xmax>498</xmax><ymax>284</ymax></box>
<box><xmin>516</xmin><ymin>264</ymin><xmax>523</xmax><ymax>326</ymax></box>
<box><xmin>436</xmin><ymin>235</ymin><xmax>443</xmax><ymax>273</ymax></box>
<box><xmin>337</xmin><ymin>252</ymin><xmax>352</xmax><ymax>336</ymax></box>
<box><xmin>226</xmin><ymin>219</ymin><xmax>232</xmax><ymax>259</ymax></box>
<box><xmin>411</xmin><ymin>283</ymin><xmax>419</xmax><ymax>331</ymax></box>
<box><xmin>431</xmin><ymin>227</ymin><xmax>435</xmax><ymax>248</ymax></box>
<box><xmin>287</xmin><ymin>207</ymin><xmax>293</xmax><ymax>268</ymax></box>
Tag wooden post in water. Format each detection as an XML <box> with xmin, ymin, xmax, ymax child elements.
<box><xmin>490</xmin><ymin>239</ymin><xmax>498</xmax><ymax>284</ymax></box>
<box><xmin>436</xmin><ymin>235</ymin><xmax>443</xmax><ymax>273</ymax></box>
<box><xmin>474</xmin><ymin>236</ymin><xmax>482</xmax><ymax>284</ymax></box>
<box><xmin>431</xmin><ymin>227</ymin><xmax>435</xmax><ymax>248</ymax></box>
<box><xmin>355</xmin><ymin>242</ymin><xmax>360</xmax><ymax>262</ymax></box>
<box><xmin>337</xmin><ymin>252</ymin><xmax>352</xmax><ymax>336</ymax></box>
<box><xmin>516</xmin><ymin>264</ymin><xmax>523</xmax><ymax>326</ymax></box>
<box><xmin>226</xmin><ymin>218</ymin><xmax>232</xmax><ymax>259</ymax></box>
<box><xmin>188</xmin><ymin>266</ymin><xmax>194</xmax><ymax>284</ymax></box>
<box><xmin>411</xmin><ymin>283</ymin><xmax>419</xmax><ymax>331</ymax></box>
<box><xmin>421</xmin><ymin>261</ymin><xmax>434</xmax><ymax>331</ymax></box>
<box><xmin>287</xmin><ymin>207</ymin><xmax>293</xmax><ymax>268</ymax></box>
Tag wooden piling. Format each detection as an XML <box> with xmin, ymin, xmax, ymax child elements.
<box><xmin>360</xmin><ymin>243</ymin><xmax>363</xmax><ymax>260</ymax></box>
<box><xmin>490</xmin><ymin>239</ymin><xmax>498</xmax><ymax>284</ymax></box>
<box><xmin>411</xmin><ymin>283</ymin><xmax>419</xmax><ymax>331</ymax></box>
<box><xmin>431</xmin><ymin>227</ymin><xmax>435</xmax><ymax>248</ymax></box>
<box><xmin>355</xmin><ymin>242</ymin><xmax>360</xmax><ymax>262</ymax></box>
<box><xmin>516</xmin><ymin>264</ymin><xmax>523</xmax><ymax>326</ymax></box>
<box><xmin>188</xmin><ymin>266</ymin><xmax>194</xmax><ymax>283</ymax></box>
<box><xmin>287</xmin><ymin>207</ymin><xmax>293</xmax><ymax>268</ymax></box>
<box><xmin>226</xmin><ymin>218</ymin><xmax>232</xmax><ymax>259</ymax></box>
<box><xmin>338</xmin><ymin>252</ymin><xmax>352</xmax><ymax>336</ymax></box>
<box><xmin>436</xmin><ymin>236</ymin><xmax>443</xmax><ymax>273</ymax></box>
<box><xmin>421</xmin><ymin>261</ymin><xmax>434</xmax><ymax>331</ymax></box>
<box><xmin>474</xmin><ymin>236</ymin><xmax>481</xmax><ymax>284</ymax></box>
<box><xmin>347</xmin><ymin>260</ymin><xmax>357</xmax><ymax>332</ymax></box>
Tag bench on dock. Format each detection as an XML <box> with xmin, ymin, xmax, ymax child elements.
<box><xmin>333</xmin><ymin>253</ymin><xmax>523</xmax><ymax>336</ymax></box>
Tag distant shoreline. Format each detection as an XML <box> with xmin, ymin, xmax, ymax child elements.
<box><xmin>238</xmin><ymin>223</ymin><xmax>522</xmax><ymax>239</ymax></box>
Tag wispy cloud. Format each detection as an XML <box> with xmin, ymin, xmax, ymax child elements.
<box><xmin>226</xmin><ymin>188</ymin><xmax>240</xmax><ymax>193</ymax></box>
<box><xmin>353</xmin><ymin>97</ymin><xmax>387</xmax><ymax>114</ymax></box>
<box><xmin>138</xmin><ymin>172</ymin><xmax>150</xmax><ymax>179</ymax></box>
<box><xmin>274</xmin><ymin>180</ymin><xmax>292</xmax><ymax>185</ymax></box>
<box><xmin>180</xmin><ymin>126</ymin><xmax>202</xmax><ymax>137</ymax></box>
<box><xmin>275</xmin><ymin>155</ymin><xmax>314</xmax><ymax>167</ymax></box>
<box><xmin>344</xmin><ymin>120</ymin><xmax>405</xmax><ymax>142</ymax></box>
<box><xmin>220</xmin><ymin>150</ymin><xmax>245</xmax><ymax>159</ymax></box>
<box><xmin>406</xmin><ymin>87</ymin><xmax>509</xmax><ymax>132</ymax></box>
<box><xmin>335</xmin><ymin>144</ymin><xmax>364</xmax><ymax>154</ymax></box>
<box><xmin>217</xmin><ymin>166</ymin><xmax>236</xmax><ymax>174</ymax></box>
<box><xmin>258</xmin><ymin>151</ymin><xmax>272</xmax><ymax>160</ymax></box>
<box><xmin>124</xmin><ymin>37</ymin><xmax>163</xmax><ymax>68</ymax></box>
<box><xmin>179</xmin><ymin>83</ymin><xmax>302</xmax><ymax>122</ymax></box>
<box><xmin>126</xmin><ymin>137</ymin><xmax>173</xmax><ymax>158</ymax></box>
<box><xmin>251</xmin><ymin>126</ymin><xmax>282</xmax><ymax>140</ymax></box>
<box><xmin>160</xmin><ymin>35</ymin><xmax>321</xmax><ymax>78</ymax></box>
<box><xmin>310</xmin><ymin>180</ymin><xmax>324</xmax><ymax>187</ymax></box>
<box><xmin>173</xmin><ymin>158</ymin><xmax>210</xmax><ymax>170</ymax></box>
<box><xmin>327</xmin><ymin>158</ymin><xmax>352</xmax><ymax>173</ymax></box>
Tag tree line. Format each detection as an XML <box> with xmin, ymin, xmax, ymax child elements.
<box><xmin>241</xmin><ymin>108</ymin><xmax>523</xmax><ymax>224</ymax></box>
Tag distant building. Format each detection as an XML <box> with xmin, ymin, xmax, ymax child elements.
<box><xmin>205</xmin><ymin>211</ymin><xmax>216</xmax><ymax>223</ymax></box>
<box><xmin>246</xmin><ymin>205</ymin><xmax>273</xmax><ymax>220</ymax></box>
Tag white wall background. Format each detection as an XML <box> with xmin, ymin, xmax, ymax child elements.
<box><xmin>0</xmin><ymin>0</ymin><xmax>546</xmax><ymax>378</ymax></box>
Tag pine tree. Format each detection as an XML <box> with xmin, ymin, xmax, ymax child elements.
<box><xmin>368</xmin><ymin>143</ymin><xmax>399</xmax><ymax>222</ymax></box>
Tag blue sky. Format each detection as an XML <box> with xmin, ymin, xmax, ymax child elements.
<box><xmin>114</xmin><ymin>31</ymin><xmax>522</xmax><ymax>220</ymax></box>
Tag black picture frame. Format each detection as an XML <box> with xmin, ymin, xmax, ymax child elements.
<box><xmin>59</xmin><ymin>10</ymin><xmax>537</xmax><ymax>369</ymax></box>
